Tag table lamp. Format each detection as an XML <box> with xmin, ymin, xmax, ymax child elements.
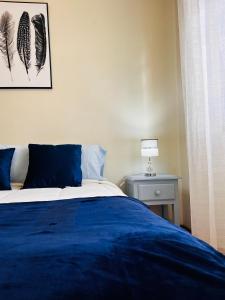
<box><xmin>141</xmin><ymin>139</ymin><xmax>159</xmax><ymax>176</ymax></box>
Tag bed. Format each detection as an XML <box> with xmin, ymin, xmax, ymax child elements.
<box><xmin>1</xmin><ymin>144</ymin><xmax>225</xmax><ymax>300</ymax></box>
<box><xmin>1</xmin><ymin>179</ymin><xmax>225</xmax><ymax>300</ymax></box>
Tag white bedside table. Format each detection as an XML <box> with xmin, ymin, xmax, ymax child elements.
<box><xmin>126</xmin><ymin>174</ymin><xmax>180</xmax><ymax>225</ymax></box>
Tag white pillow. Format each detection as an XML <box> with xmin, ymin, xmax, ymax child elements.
<box><xmin>0</xmin><ymin>144</ymin><xmax>106</xmax><ymax>183</ymax></box>
<box><xmin>0</xmin><ymin>145</ymin><xmax>29</xmax><ymax>183</ymax></box>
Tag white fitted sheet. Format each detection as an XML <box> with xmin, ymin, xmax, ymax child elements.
<box><xmin>0</xmin><ymin>180</ymin><xmax>125</xmax><ymax>204</ymax></box>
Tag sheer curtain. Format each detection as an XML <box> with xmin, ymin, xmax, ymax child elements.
<box><xmin>178</xmin><ymin>0</ymin><xmax>225</xmax><ymax>253</ymax></box>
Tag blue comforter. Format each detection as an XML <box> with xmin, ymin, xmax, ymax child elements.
<box><xmin>0</xmin><ymin>196</ymin><xmax>225</xmax><ymax>300</ymax></box>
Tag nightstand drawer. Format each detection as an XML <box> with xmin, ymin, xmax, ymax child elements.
<box><xmin>137</xmin><ymin>183</ymin><xmax>175</xmax><ymax>201</ymax></box>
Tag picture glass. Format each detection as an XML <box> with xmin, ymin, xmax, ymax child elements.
<box><xmin>0</xmin><ymin>1</ymin><xmax>52</xmax><ymax>88</ymax></box>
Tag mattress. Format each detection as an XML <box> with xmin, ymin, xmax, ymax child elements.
<box><xmin>0</xmin><ymin>180</ymin><xmax>125</xmax><ymax>204</ymax></box>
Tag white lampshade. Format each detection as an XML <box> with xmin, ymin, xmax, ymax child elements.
<box><xmin>141</xmin><ymin>139</ymin><xmax>159</xmax><ymax>157</ymax></box>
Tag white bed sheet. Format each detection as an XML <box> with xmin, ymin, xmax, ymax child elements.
<box><xmin>0</xmin><ymin>180</ymin><xmax>125</xmax><ymax>204</ymax></box>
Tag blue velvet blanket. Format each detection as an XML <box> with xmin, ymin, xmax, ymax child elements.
<box><xmin>0</xmin><ymin>196</ymin><xmax>225</xmax><ymax>300</ymax></box>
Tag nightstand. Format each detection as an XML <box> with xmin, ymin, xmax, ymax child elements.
<box><xmin>126</xmin><ymin>174</ymin><xmax>180</xmax><ymax>225</ymax></box>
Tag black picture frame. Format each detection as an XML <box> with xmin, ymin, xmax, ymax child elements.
<box><xmin>0</xmin><ymin>1</ymin><xmax>52</xmax><ymax>89</ymax></box>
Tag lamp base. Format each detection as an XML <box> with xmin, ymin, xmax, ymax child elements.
<box><xmin>145</xmin><ymin>157</ymin><xmax>156</xmax><ymax>177</ymax></box>
<box><xmin>145</xmin><ymin>172</ymin><xmax>156</xmax><ymax>177</ymax></box>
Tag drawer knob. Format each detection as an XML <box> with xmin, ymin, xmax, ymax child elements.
<box><xmin>155</xmin><ymin>190</ymin><xmax>161</xmax><ymax>196</ymax></box>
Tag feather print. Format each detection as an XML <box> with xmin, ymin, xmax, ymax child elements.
<box><xmin>32</xmin><ymin>14</ymin><xmax>47</xmax><ymax>75</ymax></box>
<box><xmin>0</xmin><ymin>11</ymin><xmax>15</xmax><ymax>78</ymax></box>
<box><xmin>17</xmin><ymin>11</ymin><xmax>31</xmax><ymax>77</ymax></box>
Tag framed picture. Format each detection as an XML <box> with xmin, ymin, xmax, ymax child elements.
<box><xmin>0</xmin><ymin>1</ymin><xmax>52</xmax><ymax>88</ymax></box>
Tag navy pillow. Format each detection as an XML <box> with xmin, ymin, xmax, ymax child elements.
<box><xmin>0</xmin><ymin>148</ymin><xmax>15</xmax><ymax>190</ymax></box>
<box><xmin>23</xmin><ymin>144</ymin><xmax>82</xmax><ymax>189</ymax></box>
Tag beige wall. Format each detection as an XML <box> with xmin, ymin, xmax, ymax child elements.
<box><xmin>0</xmin><ymin>0</ymin><xmax>190</xmax><ymax>226</ymax></box>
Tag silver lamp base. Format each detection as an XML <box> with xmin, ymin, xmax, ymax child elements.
<box><xmin>145</xmin><ymin>157</ymin><xmax>156</xmax><ymax>177</ymax></box>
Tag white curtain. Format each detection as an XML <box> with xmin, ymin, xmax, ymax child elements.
<box><xmin>178</xmin><ymin>0</ymin><xmax>225</xmax><ymax>253</ymax></box>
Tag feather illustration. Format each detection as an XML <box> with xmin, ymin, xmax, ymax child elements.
<box><xmin>0</xmin><ymin>11</ymin><xmax>15</xmax><ymax>78</ymax></box>
<box><xmin>32</xmin><ymin>14</ymin><xmax>47</xmax><ymax>75</ymax></box>
<box><xmin>17</xmin><ymin>11</ymin><xmax>31</xmax><ymax>77</ymax></box>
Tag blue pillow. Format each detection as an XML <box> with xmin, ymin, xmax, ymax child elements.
<box><xmin>0</xmin><ymin>148</ymin><xmax>15</xmax><ymax>190</ymax></box>
<box><xmin>23</xmin><ymin>144</ymin><xmax>82</xmax><ymax>189</ymax></box>
<box><xmin>82</xmin><ymin>145</ymin><xmax>106</xmax><ymax>180</ymax></box>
